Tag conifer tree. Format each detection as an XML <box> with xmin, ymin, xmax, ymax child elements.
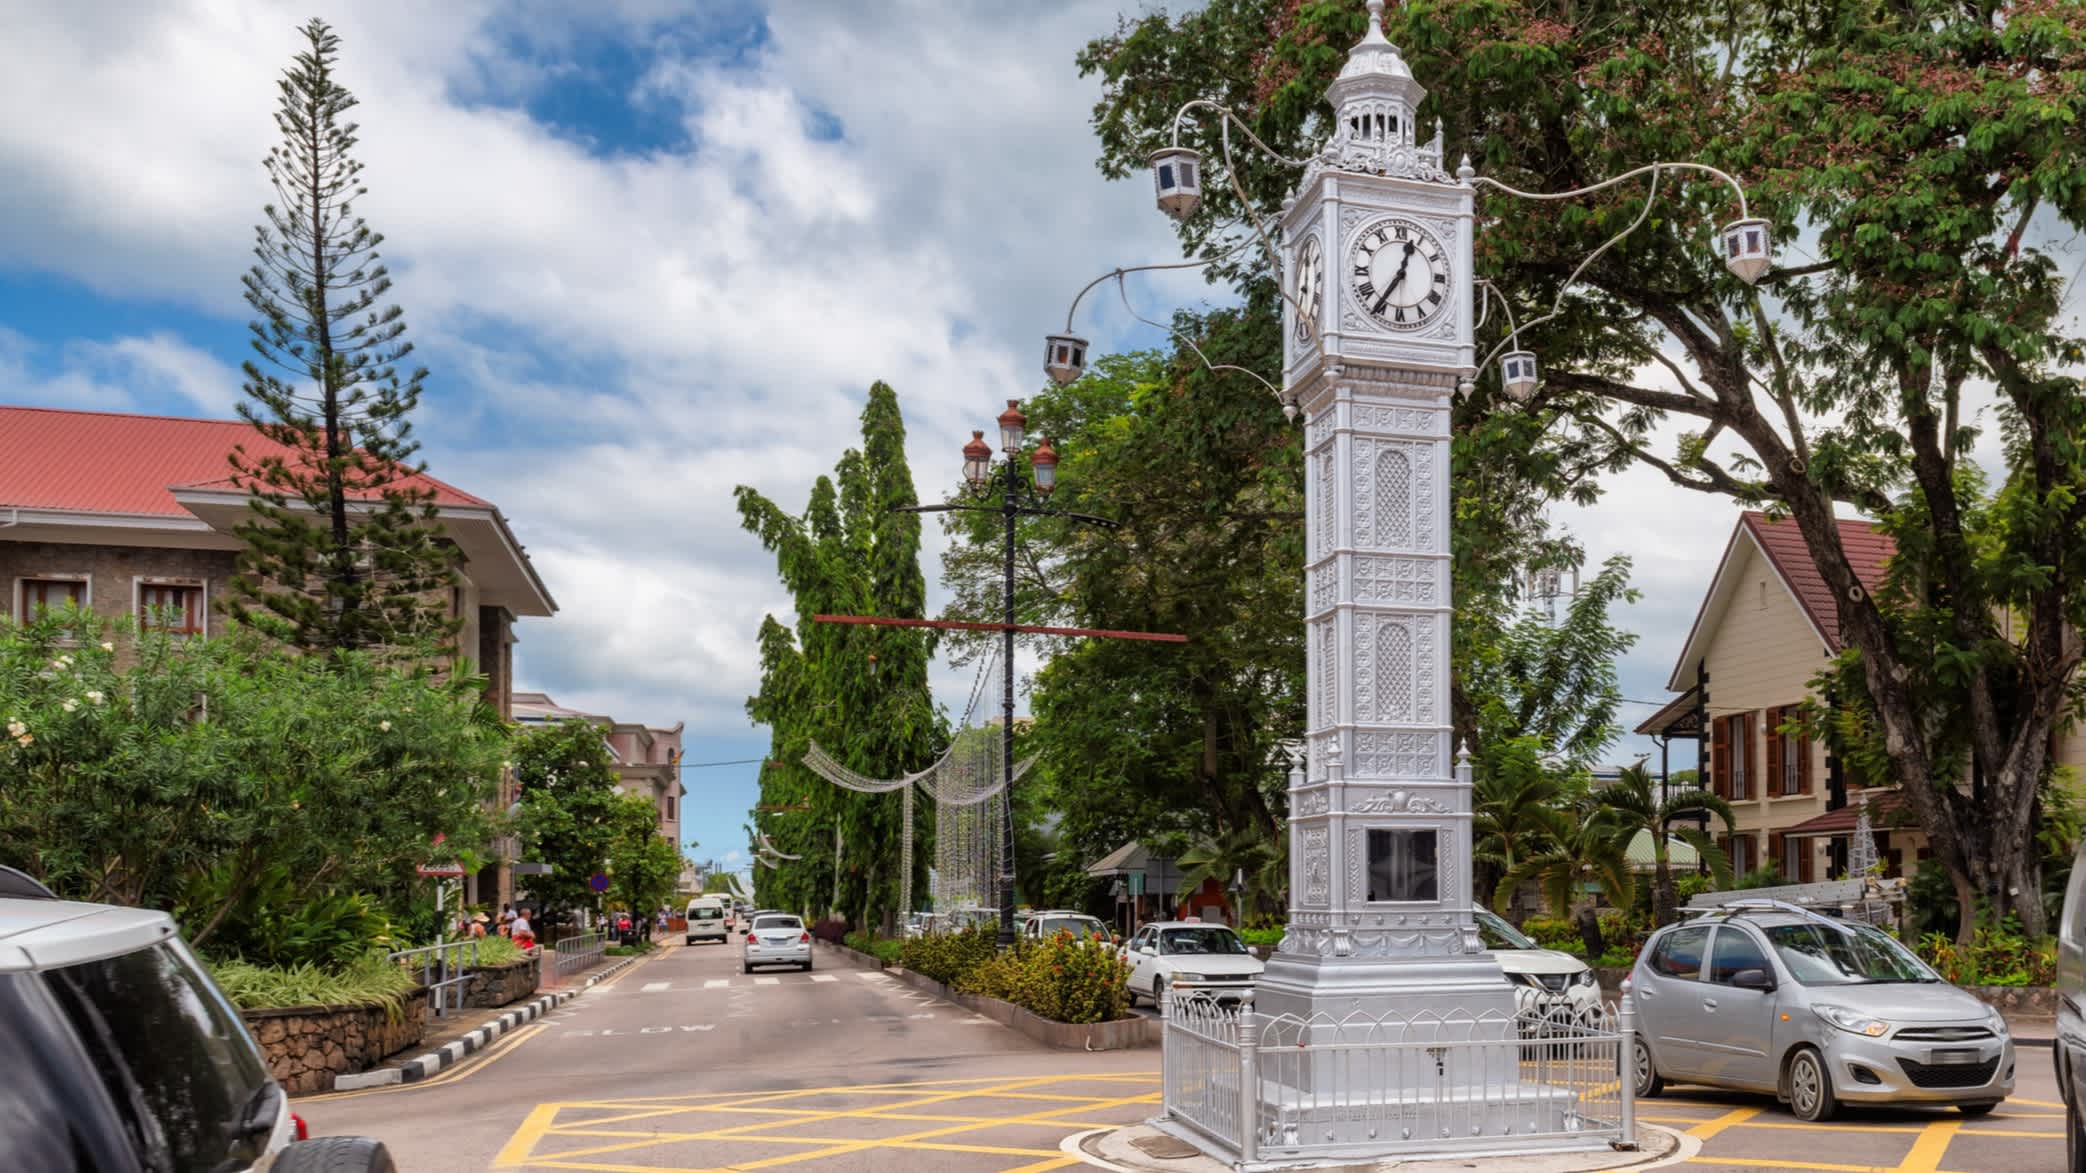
<box><xmin>227</xmin><ymin>18</ymin><xmax>458</xmax><ymax>653</ymax></box>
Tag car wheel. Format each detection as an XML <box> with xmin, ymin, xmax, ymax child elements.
<box><xmin>2068</xmin><ymin>1090</ymin><xmax>2084</xmax><ymax>1173</ymax></box>
<box><xmin>1957</xmin><ymin>1102</ymin><xmax>1998</xmax><ymax>1118</ymax></box>
<box><xmin>743</xmin><ymin>962</ymin><xmax>752</xmax><ymax>974</ymax></box>
<box><xmin>1152</xmin><ymin>976</ymin><xmax>1167</xmax><ymax>1011</ymax></box>
<box><xmin>1632</xmin><ymin>1036</ymin><xmax>1664</xmax><ymax>1098</ymax></box>
<box><xmin>1786</xmin><ymin>1047</ymin><xmax>1837</xmax><ymax>1122</ymax></box>
<box><xmin>271</xmin><ymin>1136</ymin><xmax>397</xmax><ymax>1173</ymax></box>
<box><xmin>803</xmin><ymin>961</ymin><xmax>813</xmax><ymax>972</ymax></box>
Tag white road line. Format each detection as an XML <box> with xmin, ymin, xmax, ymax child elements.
<box><xmin>755</xmin><ymin>977</ymin><xmax>780</xmax><ymax>986</ymax></box>
<box><xmin>703</xmin><ymin>979</ymin><xmax>731</xmax><ymax>989</ymax></box>
<box><xmin>810</xmin><ymin>974</ymin><xmax>838</xmax><ymax>983</ymax></box>
<box><xmin>857</xmin><ymin>972</ymin><xmax>890</xmax><ymax>981</ymax></box>
<box><xmin>641</xmin><ymin>981</ymin><xmax>671</xmax><ymax>993</ymax></box>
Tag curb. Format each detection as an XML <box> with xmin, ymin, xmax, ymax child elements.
<box><xmin>332</xmin><ymin>954</ymin><xmax>642</xmax><ymax>1090</ymax></box>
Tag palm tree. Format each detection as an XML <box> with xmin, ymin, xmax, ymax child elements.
<box><xmin>1597</xmin><ymin>761</ymin><xmax>1736</xmax><ymax>926</ymax></box>
<box><xmin>1472</xmin><ymin>740</ymin><xmax>1565</xmax><ymax>920</ymax></box>
<box><xmin>1498</xmin><ymin>800</ymin><xmax>1637</xmax><ymax>958</ymax></box>
<box><xmin>1174</xmin><ymin>826</ymin><xmax>1286</xmax><ymax>925</ymax></box>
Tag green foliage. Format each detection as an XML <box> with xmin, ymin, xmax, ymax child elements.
<box><xmin>226</xmin><ymin>18</ymin><xmax>457</xmax><ymax>653</ymax></box>
<box><xmin>739</xmin><ymin>383</ymin><xmax>942</xmax><ymax>930</ymax></box>
<box><xmin>470</xmin><ymin>935</ymin><xmax>526</xmax><ymax>967</ymax></box>
<box><xmin>0</xmin><ymin>613</ymin><xmax>504</xmax><ymax>944</ymax></box>
<box><xmin>957</xmin><ymin>933</ymin><xmax>1131</xmax><ymax>1025</ymax></box>
<box><xmin>1519</xmin><ymin>916</ymin><xmax>1579</xmax><ymax>952</ymax></box>
<box><xmin>1466</xmin><ymin>557</ymin><xmax>1640</xmax><ymax>777</ymax></box>
<box><xmin>1594</xmin><ymin>762</ymin><xmax>1736</xmax><ymax>926</ymax></box>
<box><xmin>1237</xmin><ymin>926</ymin><xmax>1284</xmax><ymax>949</ymax></box>
<box><xmin>211</xmin><ymin>952</ymin><xmax>418</xmax><ymax>1018</ymax></box>
<box><xmin>1169</xmin><ymin>826</ymin><xmax>1286</xmax><ymax>927</ymax></box>
<box><xmin>187</xmin><ymin>864</ymin><xmax>395</xmax><ymax>970</ymax></box>
<box><xmin>843</xmin><ymin>931</ymin><xmax>904</xmax><ymax>964</ymax></box>
<box><xmin>898</xmin><ymin>926</ymin><xmax>999</xmax><ymax>986</ymax></box>
<box><xmin>1733</xmin><ymin>867</ymin><xmax>1790</xmax><ymax>891</ymax></box>
<box><xmin>1918</xmin><ymin>921</ymin><xmax>2056</xmax><ymax>989</ymax></box>
<box><xmin>1497</xmin><ymin>796</ymin><xmax>1636</xmax><ymax>957</ymax></box>
<box><xmin>514</xmin><ymin>718</ymin><xmax>627</xmax><ymax>915</ymax></box>
<box><xmin>608</xmin><ymin>793</ymin><xmax>682</xmax><ymax>928</ymax></box>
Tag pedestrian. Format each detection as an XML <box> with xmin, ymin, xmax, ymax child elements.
<box><xmin>469</xmin><ymin>912</ymin><xmax>489</xmax><ymax>940</ymax></box>
<box><xmin>498</xmin><ymin>904</ymin><xmax>515</xmax><ymax>938</ymax></box>
<box><xmin>513</xmin><ymin>907</ymin><xmax>535</xmax><ymax>950</ymax></box>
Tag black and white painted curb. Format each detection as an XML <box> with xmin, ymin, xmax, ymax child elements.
<box><xmin>332</xmin><ymin>954</ymin><xmax>641</xmax><ymax>1090</ymax></box>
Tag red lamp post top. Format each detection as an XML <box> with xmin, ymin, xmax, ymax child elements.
<box><xmin>997</xmin><ymin>399</ymin><xmax>1027</xmax><ymax>453</ymax></box>
<box><xmin>962</xmin><ymin>430</ymin><xmax>993</xmax><ymax>491</ymax></box>
<box><xmin>1029</xmin><ymin>436</ymin><xmax>1059</xmax><ymax>494</ymax></box>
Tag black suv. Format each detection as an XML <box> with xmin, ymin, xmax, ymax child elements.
<box><xmin>0</xmin><ymin>868</ymin><xmax>396</xmax><ymax>1172</ymax></box>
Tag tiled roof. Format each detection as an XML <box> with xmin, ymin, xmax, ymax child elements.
<box><xmin>1739</xmin><ymin>511</ymin><xmax>1895</xmax><ymax>651</ymax></box>
<box><xmin>0</xmin><ymin>405</ymin><xmax>487</xmax><ymax>517</ymax></box>
<box><xmin>1779</xmin><ymin>788</ymin><xmax>1911</xmax><ymax>838</ymax></box>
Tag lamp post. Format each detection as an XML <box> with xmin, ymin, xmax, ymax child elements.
<box><xmin>904</xmin><ymin>400</ymin><xmax>1117</xmax><ymax>948</ymax></box>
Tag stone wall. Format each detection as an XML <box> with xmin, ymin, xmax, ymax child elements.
<box><xmin>0</xmin><ymin>540</ymin><xmax>238</xmax><ymax>633</ymax></box>
<box><xmin>465</xmin><ymin>955</ymin><xmax>541</xmax><ymax>1009</ymax></box>
<box><xmin>243</xmin><ymin>993</ymin><xmax>428</xmax><ymax>1096</ymax></box>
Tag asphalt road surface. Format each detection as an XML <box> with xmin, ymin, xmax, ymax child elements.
<box><xmin>301</xmin><ymin>937</ymin><xmax>2070</xmax><ymax>1173</ymax></box>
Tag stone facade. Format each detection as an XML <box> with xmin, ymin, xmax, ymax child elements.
<box><xmin>1</xmin><ymin>539</ymin><xmax>237</xmax><ymax>636</ymax></box>
<box><xmin>464</xmin><ymin>955</ymin><xmax>541</xmax><ymax>1009</ymax></box>
<box><xmin>242</xmin><ymin>993</ymin><xmax>429</xmax><ymax>1096</ymax></box>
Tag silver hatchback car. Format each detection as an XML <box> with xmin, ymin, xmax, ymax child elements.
<box><xmin>1627</xmin><ymin>899</ymin><xmax>2012</xmax><ymax>1121</ymax></box>
<box><xmin>743</xmin><ymin>912</ymin><xmax>813</xmax><ymax>973</ymax></box>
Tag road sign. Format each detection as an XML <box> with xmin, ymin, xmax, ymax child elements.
<box><xmin>416</xmin><ymin>864</ymin><xmax>467</xmax><ymax>878</ymax></box>
<box><xmin>589</xmin><ymin>872</ymin><xmax>611</xmax><ymax>893</ymax></box>
<box><xmin>514</xmin><ymin>862</ymin><xmax>554</xmax><ymax>876</ymax></box>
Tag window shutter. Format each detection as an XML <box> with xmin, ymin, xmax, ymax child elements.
<box><xmin>1764</xmin><ymin>708</ymin><xmax>1784</xmax><ymax>797</ymax></box>
<box><xmin>1798</xmin><ymin>840</ymin><xmax>1815</xmax><ymax>882</ymax></box>
<box><xmin>1712</xmin><ymin>716</ymin><xmax>1731</xmax><ymax>798</ymax></box>
<box><xmin>1769</xmin><ymin>831</ymin><xmax>1786</xmax><ymax>880</ymax></box>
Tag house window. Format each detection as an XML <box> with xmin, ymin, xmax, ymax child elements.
<box><xmin>1365</xmin><ymin>828</ymin><xmax>1438</xmax><ymax>902</ymax></box>
<box><xmin>18</xmin><ymin>577</ymin><xmax>87</xmax><ymax>621</ymax></box>
<box><xmin>1722</xmin><ymin>832</ymin><xmax>1757</xmax><ymax>875</ymax></box>
<box><xmin>1762</xmin><ymin>705</ymin><xmax>1814</xmax><ymax>796</ymax></box>
<box><xmin>137</xmin><ymin>583</ymin><xmax>205</xmax><ymax>635</ymax></box>
<box><xmin>1714</xmin><ymin>713</ymin><xmax>1754</xmax><ymax>801</ymax></box>
<box><xmin>664</xmin><ymin>795</ymin><xmax>676</xmax><ymax>821</ymax></box>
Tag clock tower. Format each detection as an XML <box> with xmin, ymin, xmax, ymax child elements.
<box><xmin>1259</xmin><ymin>0</ymin><xmax>1514</xmax><ymax>1031</ymax></box>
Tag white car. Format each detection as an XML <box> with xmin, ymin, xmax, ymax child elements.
<box><xmin>743</xmin><ymin>912</ymin><xmax>813</xmax><ymax>973</ymax></box>
<box><xmin>1123</xmin><ymin>921</ymin><xmax>1264</xmax><ymax>1007</ymax></box>
<box><xmin>1475</xmin><ymin>908</ymin><xmax>1602</xmax><ymax>1024</ymax></box>
<box><xmin>1021</xmin><ymin>910</ymin><xmax>1114</xmax><ymax>944</ymax></box>
<box><xmin>685</xmin><ymin>897</ymin><xmax>728</xmax><ymax>945</ymax></box>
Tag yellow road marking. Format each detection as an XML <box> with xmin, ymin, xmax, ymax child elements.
<box><xmin>1685</xmin><ymin>1160</ymin><xmax>1898</xmax><ymax>1172</ymax></box>
<box><xmin>493</xmin><ymin>1101</ymin><xmax>563</xmax><ymax>1167</ymax></box>
<box><xmin>1958</xmin><ymin>1128</ymin><xmax>2063</xmax><ymax>1138</ymax></box>
<box><xmin>995</xmin><ymin>1158</ymin><xmax>1080</xmax><ymax>1173</ymax></box>
<box><xmin>1689</xmin><ymin>1107</ymin><xmax>1762</xmax><ymax>1139</ymax></box>
<box><xmin>2007</xmin><ymin>1097</ymin><xmax>2065</xmax><ymax>1108</ymax></box>
<box><xmin>1892</xmin><ymin>1118</ymin><xmax>1960</xmax><ymax>1173</ymax></box>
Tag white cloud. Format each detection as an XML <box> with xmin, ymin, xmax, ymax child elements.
<box><xmin>0</xmin><ymin>326</ymin><xmax>243</xmax><ymax>416</ymax></box>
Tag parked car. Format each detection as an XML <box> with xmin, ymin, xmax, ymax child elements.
<box><xmin>685</xmin><ymin>897</ymin><xmax>729</xmax><ymax>946</ymax></box>
<box><xmin>744</xmin><ymin>913</ymin><xmax>813</xmax><ymax>973</ymax></box>
<box><xmin>1627</xmin><ymin>898</ymin><xmax>2012</xmax><ymax>1122</ymax></box>
<box><xmin>1123</xmin><ymin>921</ymin><xmax>1263</xmax><ymax>1007</ymax></box>
<box><xmin>1021</xmin><ymin>910</ymin><xmax>1113</xmax><ymax>944</ymax></box>
<box><xmin>2054</xmin><ymin>839</ymin><xmax>2086</xmax><ymax>1170</ymax></box>
<box><xmin>0</xmin><ymin>868</ymin><xmax>396</xmax><ymax>1172</ymax></box>
<box><xmin>1474</xmin><ymin>908</ymin><xmax>1602</xmax><ymax>1025</ymax></box>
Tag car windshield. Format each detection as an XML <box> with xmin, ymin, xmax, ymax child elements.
<box><xmin>1475</xmin><ymin>909</ymin><xmax>1537</xmax><ymax>951</ymax></box>
<box><xmin>1041</xmin><ymin>917</ymin><xmax>1106</xmax><ymax>940</ymax></box>
<box><xmin>1160</xmin><ymin>927</ymin><xmax>1246</xmax><ymax>956</ymax></box>
<box><xmin>753</xmin><ymin>915</ymin><xmax>802</xmax><ymax>933</ymax></box>
<box><xmin>693</xmin><ymin>907</ymin><xmax>721</xmax><ymax>920</ymax></box>
<box><xmin>1764</xmin><ymin>921</ymin><xmax>1938</xmax><ymax>985</ymax></box>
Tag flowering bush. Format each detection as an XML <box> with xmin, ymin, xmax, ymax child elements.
<box><xmin>958</xmin><ymin>932</ymin><xmax>1130</xmax><ymax>1024</ymax></box>
<box><xmin>1919</xmin><ymin>921</ymin><xmax>2056</xmax><ymax>987</ymax></box>
<box><xmin>898</xmin><ymin>925</ymin><xmax>998</xmax><ymax>984</ymax></box>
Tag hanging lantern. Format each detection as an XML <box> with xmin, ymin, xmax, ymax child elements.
<box><xmin>1149</xmin><ymin>146</ymin><xmax>1204</xmax><ymax>221</ymax></box>
<box><xmin>1500</xmin><ymin>351</ymin><xmax>1539</xmax><ymax>402</ymax></box>
<box><xmin>1029</xmin><ymin>436</ymin><xmax>1059</xmax><ymax>495</ymax></box>
<box><xmin>1721</xmin><ymin>218</ymin><xmax>1773</xmax><ymax>284</ymax></box>
<box><xmin>997</xmin><ymin>399</ymin><xmax>1028</xmax><ymax>453</ymax></box>
<box><xmin>1044</xmin><ymin>333</ymin><xmax>1087</xmax><ymax>385</ymax></box>
<box><xmin>961</xmin><ymin>431</ymin><xmax>992</xmax><ymax>492</ymax></box>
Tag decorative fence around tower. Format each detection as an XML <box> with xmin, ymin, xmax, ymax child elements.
<box><xmin>1161</xmin><ymin>991</ymin><xmax>1635</xmax><ymax>1165</ymax></box>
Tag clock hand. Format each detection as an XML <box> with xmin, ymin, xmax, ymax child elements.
<box><xmin>1372</xmin><ymin>241</ymin><xmax>1418</xmax><ymax>314</ymax></box>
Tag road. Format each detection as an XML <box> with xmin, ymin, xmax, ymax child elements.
<box><xmin>301</xmin><ymin>939</ymin><xmax>1155</xmax><ymax>1173</ymax></box>
<box><xmin>302</xmin><ymin>937</ymin><xmax>2070</xmax><ymax>1173</ymax></box>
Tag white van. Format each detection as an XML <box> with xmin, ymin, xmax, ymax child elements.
<box><xmin>686</xmin><ymin>897</ymin><xmax>728</xmax><ymax>945</ymax></box>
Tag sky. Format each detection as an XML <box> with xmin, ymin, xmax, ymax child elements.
<box><xmin>4</xmin><ymin>2</ymin><xmax>2038</xmax><ymax>882</ymax></box>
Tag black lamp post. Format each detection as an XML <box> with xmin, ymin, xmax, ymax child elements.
<box><xmin>905</xmin><ymin>399</ymin><xmax>1116</xmax><ymax>948</ymax></box>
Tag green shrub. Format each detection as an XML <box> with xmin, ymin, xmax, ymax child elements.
<box><xmin>1238</xmin><ymin>927</ymin><xmax>1285</xmax><ymax>949</ymax></box>
<box><xmin>1520</xmin><ymin>916</ymin><xmax>1578</xmax><ymax>951</ymax></box>
<box><xmin>469</xmin><ymin>935</ymin><xmax>525</xmax><ymax>967</ymax></box>
<box><xmin>899</xmin><ymin>926</ymin><xmax>997</xmax><ymax>985</ymax></box>
<box><xmin>957</xmin><ymin>933</ymin><xmax>1129</xmax><ymax>1024</ymax></box>
<box><xmin>211</xmin><ymin>952</ymin><xmax>418</xmax><ymax>1020</ymax></box>
<box><xmin>1918</xmin><ymin>921</ymin><xmax>2055</xmax><ymax>987</ymax></box>
<box><xmin>843</xmin><ymin>930</ymin><xmax>903</xmax><ymax>964</ymax></box>
<box><xmin>1595</xmin><ymin>944</ymin><xmax>1639</xmax><ymax>969</ymax></box>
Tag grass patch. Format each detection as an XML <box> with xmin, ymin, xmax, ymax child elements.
<box><xmin>605</xmin><ymin>941</ymin><xmax>657</xmax><ymax>957</ymax></box>
<box><xmin>211</xmin><ymin>952</ymin><xmax>419</xmax><ymax>1020</ymax></box>
<box><xmin>469</xmin><ymin>935</ymin><xmax>526</xmax><ymax>966</ymax></box>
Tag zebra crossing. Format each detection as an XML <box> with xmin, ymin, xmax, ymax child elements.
<box><xmin>634</xmin><ymin>970</ymin><xmax>898</xmax><ymax>993</ymax></box>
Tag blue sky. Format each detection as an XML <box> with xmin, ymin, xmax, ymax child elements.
<box><xmin>0</xmin><ymin>1</ymin><xmax>1806</xmax><ymax>881</ymax></box>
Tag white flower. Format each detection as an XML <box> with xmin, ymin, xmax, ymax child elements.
<box><xmin>379</xmin><ymin>720</ymin><xmax>392</xmax><ymax>732</ymax></box>
<box><xmin>99</xmin><ymin>642</ymin><xmax>114</xmax><ymax>653</ymax></box>
<box><xmin>49</xmin><ymin>658</ymin><xmax>66</xmax><ymax>671</ymax></box>
<box><xmin>4</xmin><ymin>721</ymin><xmax>23</xmax><ymax>739</ymax></box>
<box><xmin>60</xmin><ymin>699</ymin><xmax>78</xmax><ymax>713</ymax></box>
<box><xmin>85</xmin><ymin>691</ymin><xmax>104</xmax><ymax>705</ymax></box>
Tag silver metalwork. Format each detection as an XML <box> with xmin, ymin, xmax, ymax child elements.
<box><xmin>388</xmin><ymin>938</ymin><xmax>481</xmax><ymax>1018</ymax></box>
<box><xmin>551</xmin><ymin>931</ymin><xmax>605</xmax><ymax>980</ymax></box>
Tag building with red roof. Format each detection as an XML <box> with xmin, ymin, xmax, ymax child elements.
<box><xmin>0</xmin><ymin>404</ymin><xmax>558</xmax><ymax>907</ymax></box>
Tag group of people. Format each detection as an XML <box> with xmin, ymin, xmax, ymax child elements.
<box><xmin>456</xmin><ymin>904</ymin><xmax>536</xmax><ymax>948</ymax></box>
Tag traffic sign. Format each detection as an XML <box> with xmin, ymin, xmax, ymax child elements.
<box><xmin>589</xmin><ymin>872</ymin><xmax>611</xmax><ymax>893</ymax></box>
<box><xmin>416</xmin><ymin>864</ymin><xmax>467</xmax><ymax>878</ymax></box>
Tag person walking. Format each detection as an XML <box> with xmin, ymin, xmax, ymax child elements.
<box><xmin>512</xmin><ymin>907</ymin><xmax>536</xmax><ymax>950</ymax></box>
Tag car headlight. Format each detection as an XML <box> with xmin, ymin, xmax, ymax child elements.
<box><xmin>1813</xmin><ymin>1004</ymin><xmax>1890</xmax><ymax>1037</ymax></box>
<box><xmin>1172</xmin><ymin>972</ymin><xmax>1206</xmax><ymax>982</ymax></box>
<box><xmin>1572</xmin><ymin>970</ymin><xmax>1597</xmax><ymax>989</ymax></box>
<box><xmin>1987</xmin><ymin>1005</ymin><xmax>2009</xmax><ymax>1037</ymax></box>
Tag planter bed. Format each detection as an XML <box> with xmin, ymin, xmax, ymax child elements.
<box><xmin>882</xmin><ymin>960</ymin><xmax>1158</xmax><ymax>1051</ymax></box>
<box><xmin>463</xmin><ymin>955</ymin><xmax>542</xmax><ymax>1009</ymax></box>
<box><xmin>242</xmin><ymin>987</ymin><xmax>428</xmax><ymax>1095</ymax></box>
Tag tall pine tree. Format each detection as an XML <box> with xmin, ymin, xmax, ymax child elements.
<box><xmin>737</xmin><ymin>384</ymin><xmax>943</xmax><ymax>930</ymax></box>
<box><xmin>227</xmin><ymin>18</ymin><xmax>458</xmax><ymax>653</ymax></box>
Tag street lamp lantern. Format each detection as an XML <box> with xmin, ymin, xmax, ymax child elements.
<box><xmin>997</xmin><ymin>399</ymin><xmax>1027</xmax><ymax>454</ymax></box>
<box><xmin>1044</xmin><ymin>332</ymin><xmax>1088</xmax><ymax>385</ymax></box>
<box><xmin>1500</xmin><ymin>350</ymin><xmax>1540</xmax><ymax>402</ymax></box>
<box><xmin>1721</xmin><ymin>217</ymin><xmax>1773</xmax><ymax>284</ymax></box>
<box><xmin>1029</xmin><ymin>437</ymin><xmax>1059</xmax><ymax>495</ymax></box>
<box><xmin>1149</xmin><ymin>146</ymin><xmax>1204</xmax><ymax>221</ymax></box>
<box><xmin>961</xmin><ymin>430</ymin><xmax>993</xmax><ymax>492</ymax></box>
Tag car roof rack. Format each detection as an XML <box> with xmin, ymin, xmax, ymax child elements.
<box><xmin>1687</xmin><ymin>896</ymin><xmax>1855</xmax><ymax>934</ymax></box>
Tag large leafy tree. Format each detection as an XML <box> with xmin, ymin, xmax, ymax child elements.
<box><xmin>738</xmin><ymin>384</ymin><xmax>942</xmax><ymax>930</ymax></box>
<box><xmin>513</xmin><ymin>718</ymin><xmax>627</xmax><ymax>916</ymax></box>
<box><xmin>227</xmin><ymin>18</ymin><xmax>458</xmax><ymax>654</ymax></box>
<box><xmin>1085</xmin><ymin>1</ymin><xmax>2086</xmax><ymax>938</ymax></box>
<box><xmin>1498</xmin><ymin>800</ymin><xmax>1637</xmax><ymax>958</ymax></box>
<box><xmin>607</xmin><ymin>793</ymin><xmax>683</xmax><ymax>927</ymax></box>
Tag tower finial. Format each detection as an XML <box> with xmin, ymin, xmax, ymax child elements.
<box><xmin>1364</xmin><ymin>0</ymin><xmax>1389</xmax><ymax>43</ymax></box>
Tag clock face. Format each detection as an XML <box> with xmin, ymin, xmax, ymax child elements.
<box><xmin>1349</xmin><ymin>217</ymin><xmax>1451</xmax><ymax>331</ymax></box>
<box><xmin>1293</xmin><ymin>235</ymin><xmax>1324</xmax><ymax>344</ymax></box>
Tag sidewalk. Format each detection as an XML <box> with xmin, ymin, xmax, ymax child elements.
<box><xmin>2008</xmin><ymin>1012</ymin><xmax>2056</xmax><ymax>1047</ymax></box>
<box><xmin>325</xmin><ymin>944</ymin><xmax>663</xmax><ymax>1092</ymax></box>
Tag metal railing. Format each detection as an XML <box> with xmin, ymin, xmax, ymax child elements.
<box><xmin>388</xmin><ymin>938</ymin><xmax>482</xmax><ymax>1018</ymax></box>
<box><xmin>552</xmin><ymin>932</ymin><xmax>606</xmax><ymax>980</ymax></box>
<box><xmin>1161</xmin><ymin>992</ymin><xmax>1635</xmax><ymax>1165</ymax></box>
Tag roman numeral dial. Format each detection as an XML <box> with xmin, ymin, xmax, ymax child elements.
<box><xmin>1293</xmin><ymin>235</ymin><xmax>1324</xmax><ymax>345</ymax></box>
<box><xmin>1348</xmin><ymin>217</ymin><xmax>1452</xmax><ymax>332</ymax></box>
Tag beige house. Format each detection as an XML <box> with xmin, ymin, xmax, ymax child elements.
<box><xmin>511</xmin><ymin>691</ymin><xmax>686</xmax><ymax>856</ymax></box>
